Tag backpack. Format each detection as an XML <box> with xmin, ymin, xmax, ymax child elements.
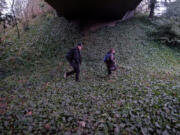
<box><xmin>66</xmin><ymin>49</ymin><xmax>74</xmax><ymax>61</ymax></box>
<box><xmin>104</xmin><ymin>53</ymin><xmax>111</xmax><ymax>62</ymax></box>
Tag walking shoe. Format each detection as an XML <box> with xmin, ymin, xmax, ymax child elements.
<box><xmin>64</xmin><ymin>72</ymin><xmax>67</xmax><ymax>79</ymax></box>
<box><xmin>76</xmin><ymin>79</ymin><xmax>80</xmax><ymax>82</ymax></box>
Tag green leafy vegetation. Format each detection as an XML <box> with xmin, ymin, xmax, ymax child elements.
<box><xmin>152</xmin><ymin>0</ymin><xmax>180</xmax><ymax>47</ymax></box>
<box><xmin>0</xmin><ymin>14</ymin><xmax>180</xmax><ymax>134</ymax></box>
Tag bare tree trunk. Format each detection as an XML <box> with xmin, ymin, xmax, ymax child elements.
<box><xmin>149</xmin><ymin>0</ymin><xmax>156</xmax><ymax>18</ymax></box>
<box><xmin>11</xmin><ymin>0</ymin><xmax>20</xmax><ymax>39</ymax></box>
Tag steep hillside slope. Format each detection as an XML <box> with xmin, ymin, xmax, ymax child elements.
<box><xmin>0</xmin><ymin>15</ymin><xmax>180</xmax><ymax>134</ymax></box>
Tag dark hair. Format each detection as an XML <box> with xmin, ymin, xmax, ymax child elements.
<box><xmin>77</xmin><ymin>43</ymin><xmax>82</xmax><ymax>46</ymax></box>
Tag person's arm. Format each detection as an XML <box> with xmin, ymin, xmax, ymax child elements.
<box><xmin>110</xmin><ymin>54</ymin><xmax>116</xmax><ymax>64</ymax></box>
<box><xmin>79</xmin><ymin>55</ymin><xmax>82</xmax><ymax>65</ymax></box>
<box><xmin>73</xmin><ymin>49</ymin><xmax>80</xmax><ymax>64</ymax></box>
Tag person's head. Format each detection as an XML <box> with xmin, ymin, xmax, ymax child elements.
<box><xmin>77</xmin><ymin>43</ymin><xmax>83</xmax><ymax>50</ymax></box>
<box><xmin>109</xmin><ymin>48</ymin><xmax>115</xmax><ymax>54</ymax></box>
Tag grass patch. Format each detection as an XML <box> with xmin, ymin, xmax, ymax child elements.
<box><xmin>0</xmin><ymin>14</ymin><xmax>180</xmax><ymax>134</ymax></box>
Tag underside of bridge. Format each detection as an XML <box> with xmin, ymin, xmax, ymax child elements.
<box><xmin>45</xmin><ymin>0</ymin><xmax>142</xmax><ymax>21</ymax></box>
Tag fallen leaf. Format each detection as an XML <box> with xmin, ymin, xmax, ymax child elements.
<box><xmin>78</xmin><ymin>121</ymin><xmax>86</xmax><ymax>128</ymax></box>
<box><xmin>45</xmin><ymin>124</ymin><xmax>50</xmax><ymax>130</ymax></box>
<box><xmin>26</xmin><ymin>111</ymin><xmax>32</xmax><ymax>116</ymax></box>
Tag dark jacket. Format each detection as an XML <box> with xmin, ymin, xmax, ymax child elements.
<box><xmin>67</xmin><ymin>47</ymin><xmax>82</xmax><ymax>65</ymax></box>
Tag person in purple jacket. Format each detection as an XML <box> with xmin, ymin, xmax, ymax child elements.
<box><xmin>104</xmin><ymin>48</ymin><xmax>117</xmax><ymax>75</ymax></box>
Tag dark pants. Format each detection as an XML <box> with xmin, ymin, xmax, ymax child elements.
<box><xmin>106</xmin><ymin>64</ymin><xmax>116</xmax><ymax>75</ymax></box>
<box><xmin>67</xmin><ymin>61</ymin><xmax>80</xmax><ymax>81</ymax></box>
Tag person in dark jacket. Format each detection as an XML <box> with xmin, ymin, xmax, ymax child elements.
<box><xmin>104</xmin><ymin>48</ymin><xmax>117</xmax><ymax>75</ymax></box>
<box><xmin>64</xmin><ymin>43</ymin><xmax>83</xmax><ymax>82</ymax></box>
